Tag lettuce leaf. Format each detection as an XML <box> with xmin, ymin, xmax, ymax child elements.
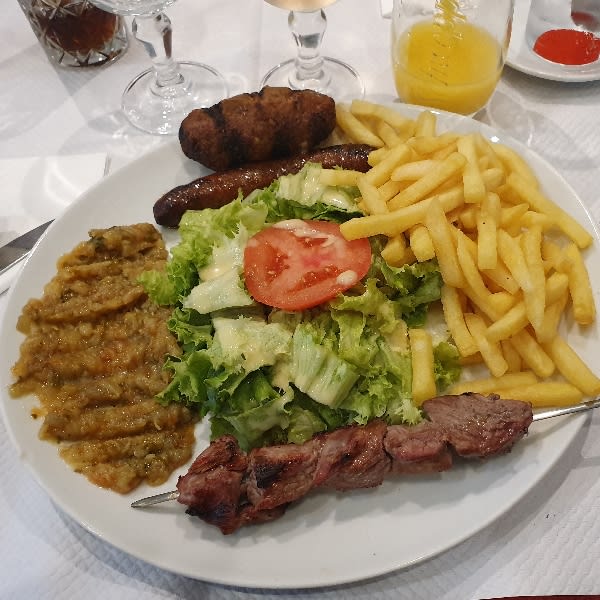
<box><xmin>142</xmin><ymin>163</ymin><xmax>460</xmax><ymax>451</ymax></box>
<box><xmin>434</xmin><ymin>340</ymin><xmax>462</xmax><ymax>390</ymax></box>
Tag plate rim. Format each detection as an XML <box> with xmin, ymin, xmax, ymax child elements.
<box><xmin>0</xmin><ymin>102</ymin><xmax>597</xmax><ymax>589</ymax></box>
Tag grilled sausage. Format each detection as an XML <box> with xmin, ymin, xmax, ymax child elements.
<box><xmin>153</xmin><ymin>144</ymin><xmax>373</xmax><ymax>227</ymax></box>
<box><xmin>179</xmin><ymin>87</ymin><xmax>337</xmax><ymax>171</ymax></box>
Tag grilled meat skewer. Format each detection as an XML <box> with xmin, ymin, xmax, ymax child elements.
<box><xmin>176</xmin><ymin>393</ymin><xmax>532</xmax><ymax>533</ymax></box>
<box><xmin>131</xmin><ymin>394</ymin><xmax>600</xmax><ymax>534</ymax></box>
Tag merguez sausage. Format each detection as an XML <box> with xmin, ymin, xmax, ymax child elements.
<box><xmin>153</xmin><ymin>144</ymin><xmax>373</xmax><ymax>227</ymax></box>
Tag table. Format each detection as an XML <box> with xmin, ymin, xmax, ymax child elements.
<box><xmin>2</xmin><ymin>1</ymin><xmax>600</xmax><ymax>598</ymax></box>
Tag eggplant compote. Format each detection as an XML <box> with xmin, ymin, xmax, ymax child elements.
<box><xmin>10</xmin><ymin>223</ymin><xmax>196</xmax><ymax>493</ymax></box>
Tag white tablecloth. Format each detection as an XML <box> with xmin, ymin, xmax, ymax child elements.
<box><xmin>2</xmin><ymin>1</ymin><xmax>600</xmax><ymax>598</ymax></box>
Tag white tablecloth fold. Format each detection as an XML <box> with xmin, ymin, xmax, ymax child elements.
<box><xmin>0</xmin><ymin>154</ymin><xmax>107</xmax><ymax>295</ymax></box>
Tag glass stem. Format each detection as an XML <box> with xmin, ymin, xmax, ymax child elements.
<box><xmin>288</xmin><ymin>10</ymin><xmax>331</xmax><ymax>89</ymax></box>
<box><xmin>132</xmin><ymin>12</ymin><xmax>185</xmax><ymax>97</ymax></box>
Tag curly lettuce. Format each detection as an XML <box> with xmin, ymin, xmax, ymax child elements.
<box><xmin>142</xmin><ymin>164</ymin><xmax>461</xmax><ymax>450</ymax></box>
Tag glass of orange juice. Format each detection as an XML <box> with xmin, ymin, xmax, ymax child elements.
<box><xmin>391</xmin><ymin>0</ymin><xmax>514</xmax><ymax>116</ymax></box>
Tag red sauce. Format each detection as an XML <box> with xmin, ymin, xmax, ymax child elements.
<box><xmin>533</xmin><ymin>28</ymin><xmax>600</xmax><ymax>65</ymax></box>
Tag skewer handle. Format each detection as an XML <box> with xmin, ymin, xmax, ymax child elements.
<box><xmin>532</xmin><ymin>397</ymin><xmax>600</xmax><ymax>421</ymax></box>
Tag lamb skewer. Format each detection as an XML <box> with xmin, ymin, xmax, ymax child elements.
<box><xmin>131</xmin><ymin>394</ymin><xmax>600</xmax><ymax>532</ymax></box>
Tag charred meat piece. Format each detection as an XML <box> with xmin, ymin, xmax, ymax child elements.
<box><xmin>384</xmin><ymin>421</ymin><xmax>452</xmax><ymax>475</ymax></box>
<box><xmin>314</xmin><ymin>420</ymin><xmax>390</xmax><ymax>490</ymax></box>
<box><xmin>153</xmin><ymin>144</ymin><xmax>373</xmax><ymax>227</ymax></box>
<box><xmin>231</xmin><ymin>503</ymin><xmax>289</xmax><ymax>531</ymax></box>
<box><xmin>175</xmin><ymin>394</ymin><xmax>534</xmax><ymax>534</ymax></box>
<box><xmin>176</xmin><ymin>435</ymin><xmax>248</xmax><ymax>534</ymax></box>
<box><xmin>246</xmin><ymin>438</ymin><xmax>321</xmax><ymax>510</ymax></box>
<box><xmin>179</xmin><ymin>87</ymin><xmax>336</xmax><ymax>171</ymax></box>
<box><xmin>423</xmin><ymin>392</ymin><xmax>533</xmax><ymax>458</ymax></box>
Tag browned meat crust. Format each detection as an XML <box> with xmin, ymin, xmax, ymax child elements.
<box><xmin>177</xmin><ymin>436</ymin><xmax>250</xmax><ymax>533</ymax></box>
<box><xmin>384</xmin><ymin>421</ymin><xmax>452</xmax><ymax>475</ymax></box>
<box><xmin>176</xmin><ymin>393</ymin><xmax>533</xmax><ymax>534</ymax></box>
<box><xmin>247</xmin><ymin>438</ymin><xmax>321</xmax><ymax>510</ymax></box>
<box><xmin>314</xmin><ymin>419</ymin><xmax>390</xmax><ymax>490</ymax></box>
<box><xmin>179</xmin><ymin>87</ymin><xmax>336</xmax><ymax>171</ymax></box>
<box><xmin>178</xmin><ymin>435</ymin><xmax>286</xmax><ymax>534</ymax></box>
<box><xmin>422</xmin><ymin>393</ymin><xmax>534</xmax><ymax>458</ymax></box>
<box><xmin>153</xmin><ymin>143</ymin><xmax>373</xmax><ymax>227</ymax></box>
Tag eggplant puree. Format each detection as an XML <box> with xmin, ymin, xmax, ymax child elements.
<box><xmin>10</xmin><ymin>223</ymin><xmax>196</xmax><ymax>494</ymax></box>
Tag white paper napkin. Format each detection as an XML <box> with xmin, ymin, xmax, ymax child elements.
<box><xmin>381</xmin><ymin>0</ymin><xmax>392</xmax><ymax>18</ymax></box>
<box><xmin>0</xmin><ymin>154</ymin><xmax>107</xmax><ymax>294</ymax></box>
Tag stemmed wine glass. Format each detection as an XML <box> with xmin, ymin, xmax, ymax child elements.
<box><xmin>261</xmin><ymin>0</ymin><xmax>365</xmax><ymax>100</ymax></box>
<box><xmin>88</xmin><ymin>0</ymin><xmax>228</xmax><ymax>135</ymax></box>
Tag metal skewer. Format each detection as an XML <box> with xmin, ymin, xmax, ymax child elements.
<box><xmin>531</xmin><ymin>397</ymin><xmax>600</xmax><ymax>421</ymax></box>
<box><xmin>130</xmin><ymin>398</ymin><xmax>600</xmax><ymax>509</ymax></box>
<box><xmin>131</xmin><ymin>489</ymin><xmax>180</xmax><ymax>508</ymax></box>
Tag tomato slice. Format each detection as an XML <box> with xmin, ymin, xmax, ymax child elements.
<box><xmin>243</xmin><ymin>219</ymin><xmax>372</xmax><ymax>311</ymax></box>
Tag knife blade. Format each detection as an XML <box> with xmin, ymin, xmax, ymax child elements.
<box><xmin>0</xmin><ymin>220</ymin><xmax>53</xmax><ymax>277</ymax></box>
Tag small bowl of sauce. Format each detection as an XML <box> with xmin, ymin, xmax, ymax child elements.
<box><xmin>526</xmin><ymin>0</ymin><xmax>600</xmax><ymax>66</ymax></box>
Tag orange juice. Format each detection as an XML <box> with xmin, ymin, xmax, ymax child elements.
<box><xmin>392</xmin><ymin>19</ymin><xmax>503</xmax><ymax>115</ymax></box>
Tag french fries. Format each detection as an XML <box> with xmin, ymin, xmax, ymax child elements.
<box><xmin>334</xmin><ymin>100</ymin><xmax>599</xmax><ymax>408</ymax></box>
<box><xmin>409</xmin><ymin>328</ymin><xmax>437</xmax><ymax>406</ymax></box>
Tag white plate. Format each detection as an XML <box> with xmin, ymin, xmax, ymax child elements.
<box><xmin>1</xmin><ymin>104</ymin><xmax>599</xmax><ymax>589</ymax></box>
<box><xmin>507</xmin><ymin>0</ymin><xmax>600</xmax><ymax>82</ymax></box>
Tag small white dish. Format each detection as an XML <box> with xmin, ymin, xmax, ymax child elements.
<box><xmin>507</xmin><ymin>0</ymin><xmax>600</xmax><ymax>82</ymax></box>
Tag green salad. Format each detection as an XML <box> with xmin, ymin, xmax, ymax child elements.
<box><xmin>141</xmin><ymin>163</ymin><xmax>461</xmax><ymax>451</ymax></box>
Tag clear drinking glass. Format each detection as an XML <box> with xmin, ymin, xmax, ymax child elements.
<box><xmin>18</xmin><ymin>0</ymin><xmax>128</xmax><ymax>68</ymax></box>
<box><xmin>88</xmin><ymin>0</ymin><xmax>228</xmax><ymax>135</ymax></box>
<box><xmin>261</xmin><ymin>0</ymin><xmax>365</xmax><ymax>101</ymax></box>
<box><xmin>391</xmin><ymin>0</ymin><xmax>514</xmax><ymax>116</ymax></box>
